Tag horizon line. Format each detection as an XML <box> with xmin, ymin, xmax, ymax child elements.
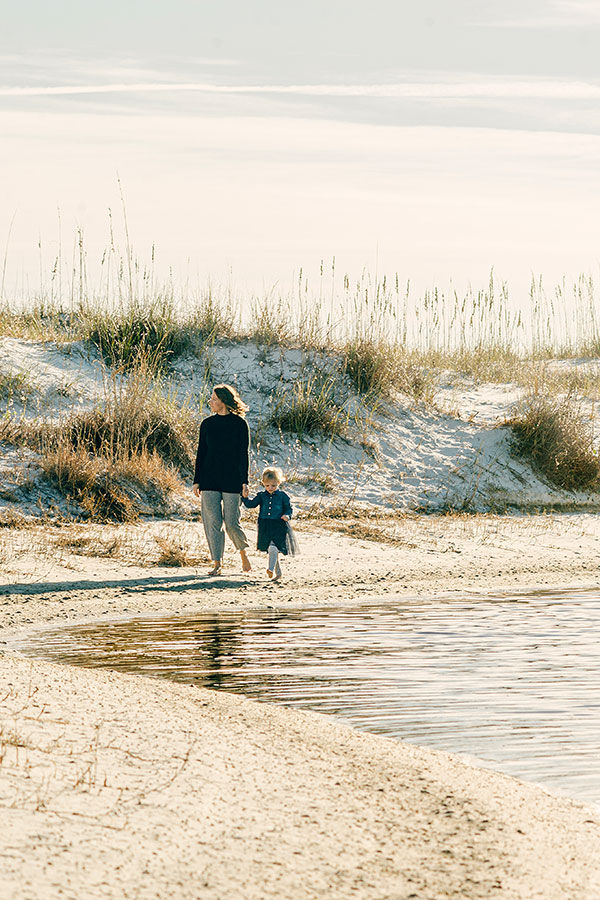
<box><xmin>2</xmin><ymin>79</ymin><xmax>600</xmax><ymax>101</ymax></box>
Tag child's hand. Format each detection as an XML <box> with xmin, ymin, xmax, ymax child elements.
<box><xmin>281</xmin><ymin>514</ymin><xmax>290</xmax><ymax>521</ymax></box>
<box><xmin>242</xmin><ymin>484</ymin><xmax>249</xmax><ymax>498</ymax></box>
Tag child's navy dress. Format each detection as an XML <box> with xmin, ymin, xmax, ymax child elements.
<box><xmin>242</xmin><ymin>489</ymin><xmax>293</xmax><ymax>554</ymax></box>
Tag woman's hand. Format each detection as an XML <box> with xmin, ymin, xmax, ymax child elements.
<box><xmin>242</xmin><ymin>484</ymin><xmax>249</xmax><ymax>498</ymax></box>
<box><xmin>281</xmin><ymin>514</ymin><xmax>290</xmax><ymax>522</ymax></box>
<box><xmin>192</xmin><ymin>484</ymin><xmax>201</xmax><ymax>498</ymax></box>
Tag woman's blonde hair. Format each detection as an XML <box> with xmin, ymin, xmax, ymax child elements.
<box><xmin>213</xmin><ymin>383</ymin><xmax>249</xmax><ymax>417</ymax></box>
<box><xmin>262</xmin><ymin>466</ymin><xmax>284</xmax><ymax>484</ymax></box>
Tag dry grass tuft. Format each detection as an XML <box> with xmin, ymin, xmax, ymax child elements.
<box><xmin>0</xmin><ymin>301</ymin><xmax>77</xmax><ymax>342</ymax></box>
<box><xmin>53</xmin><ymin>531</ymin><xmax>122</xmax><ymax>557</ymax></box>
<box><xmin>1</xmin><ymin>364</ymin><xmax>197</xmax><ymax>522</ymax></box>
<box><xmin>44</xmin><ymin>522</ymin><xmax>210</xmax><ymax>566</ymax></box>
<box><xmin>42</xmin><ymin>446</ymin><xmax>140</xmax><ymax>522</ymax></box>
<box><xmin>0</xmin><ymin>508</ymin><xmax>31</xmax><ymax>528</ymax></box>
<box><xmin>287</xmin><ymin>470</ymin><xmax>335</xmax><ymax>493</ymax></box>
<box><xmin>327</xmin><ymin>520</ymin><xmax>411</xmax><ymax>546</ymax></box>
<box><xmin>66</xmin><ymin>396</ymin><xmax>194</xmax><ymax>473</ymax></box>
<box><xmin>424</xmin><ymin>346</ymin><xmax>525</xmax><ymax>384</ymax></box>
<box><xmin>509</xmin><ymin>396</ymin><xmax>600</xmax><ymax>491</ymax></box>
<box><xmin>297</xmin><ymin>505</ymin><xmax>415</xmax><ymax>545</ymax></box>
<box><xmin>249</xmin><ymin>296</ymin><xmax>294</xmax><ymax>347</ymax></box>
<box><xmin>154</xmin><ymin>536</ymin><xmax>199</xmax><ymax>566</ymax></box>
<box><xmin>268</xmin><ymin>376</ymin><xmax>348</xmax><ymax>440</ymax></box>
<box><xmin>42</xmin><ymin>445</ymin><xmax>184</xmax><ymax>522</ymax></box>
<box><xmin>83</xmin><ymin>299</ymin><xmax>193</xmax><ymax>372</ymax></box>
<box><xmin>297</xmin><ymin>503</ymin><xmax>375</xmax><ymax>520</ymax></box>
<box><xmin>0</xmin><ymin>370</ymin><xmax>36</xmax><ymax>405</ymax></box>
<box><xmin>189</xmin><ymin>291</ymin><xmax>239</xmax><ymax>341</ymax></box>
<box><xmin>340</xmin><ymin>339</ymin><xmax>438</xmax><ymax>403</ymax></box>
<box><xmin>341</xmin><ymin>338</ymin><xmax>398</xmax><ymax>396</ymax></box>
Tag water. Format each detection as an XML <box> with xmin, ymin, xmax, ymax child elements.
<box><xmin>16</xmin><ymin>588</ymin><xmax>600</xmax><ymax>807</ymax></box>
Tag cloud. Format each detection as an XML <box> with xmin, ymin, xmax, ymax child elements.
<box><xmin>3</xmin><ymin>107</ymin><xmax>600</xmax><ymax>302</ymax></box>
<box><xmin>482</xmin><ymin>0</ymin><xmax>600</xmax><ymax>27</ymax></box>
<box><xmin>554</xmin><ymin>0</ymin><xmax>600</xmax><ymax>23</ymax></box>
<box><xmin>2</xmin><ymin>79</ymin><xmax>600</xmax><ymax>100</ymax></box>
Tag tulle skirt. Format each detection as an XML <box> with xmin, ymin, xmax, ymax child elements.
<box><xmin>256</xmin><ymin>519</ymin><xmax>299</xmax><ymax>556</ymax></box>
<box><xmin>285</xmin><ymin>523</ymin><xmax>299</xmax><ymax>556</ymax></box>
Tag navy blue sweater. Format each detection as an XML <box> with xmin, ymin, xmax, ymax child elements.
<box><xmin>193</xmin><ymin>413</ymin><xmax>249</xmax><ymax>493</ymax></box>
<box><xmin>242</xmin><ymin>489</ymin><xmax>293</xmax><ymax>519</ymax></box>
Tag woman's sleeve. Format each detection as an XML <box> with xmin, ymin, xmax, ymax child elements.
<box><xmin>240</xmin><ymin>418</ymin><xmax>250</xmax><ymax>484</ymax></box>
<box><xmin>193</xmin><ymin>421</ymin><xmax>206</xmax><ymax>485</ymax></box>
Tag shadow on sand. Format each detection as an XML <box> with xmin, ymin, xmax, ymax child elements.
<box><xmin>0</xmin><ymin>573</ymin><xmax>255</xmax><ymax>597</ymax></box>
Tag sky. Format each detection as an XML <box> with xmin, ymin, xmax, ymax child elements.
<box><xmin>1</xmin><ymin>1</ymin><xmax>600</xmax><ymax>303</ymax></box>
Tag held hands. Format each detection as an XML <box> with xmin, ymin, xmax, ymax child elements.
<box><xmin>242</xmin><ymin>484</ymin><xmax>249</xmax><ymax>498</ymax></box>
<box><xmin>192</xmin><ymin>484</ymin><xmax>201</xmax><ymax>498</ymax></box>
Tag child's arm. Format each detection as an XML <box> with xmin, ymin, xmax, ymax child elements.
<box><xmin>281</xmin><ymin>491</ymin><xmax>293</xmax><ymax>520</ymax></box>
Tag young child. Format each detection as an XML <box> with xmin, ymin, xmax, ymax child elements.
<box><xmin>242</xmin><ymin>466</ymin><xmax>293</xmax><ymax>582</ymax></box>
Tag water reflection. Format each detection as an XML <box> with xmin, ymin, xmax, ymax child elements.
<box><xmin>17</xmin><ymin>588</ymin><xmax>600</xmax><ymax>807</ymax></box>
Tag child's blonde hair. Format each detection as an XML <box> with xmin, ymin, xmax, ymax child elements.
<box><xmin>262</xmin><ymin>466</ymin><xmax>284</xmax><ymax>485</ymax></box>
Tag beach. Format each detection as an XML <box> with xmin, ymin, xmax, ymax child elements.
<box><xmin>4</xmin><ymin>2</ymin><xmax>600</xmax><ymax>893</ymax></box>
<box><xmin>2</xmin><ymin>515</ymin><xmax>600</xmax><ymax>899</ymax></box>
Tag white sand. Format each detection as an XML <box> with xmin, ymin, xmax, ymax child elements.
<box><xmin>2</xmin><ymin>516</ymin><xmax>600</xmax><ymax>899</ymax></box>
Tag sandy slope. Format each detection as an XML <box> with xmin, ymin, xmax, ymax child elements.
<box><xmin>4</xmin><ymin>336</ymin><xmax>600</xmax><ymax>516</ymax></box>
<box><xmin>2</xmin><ymin>516</ymin><xmax>600</xmax><ymax>899</ymax></box>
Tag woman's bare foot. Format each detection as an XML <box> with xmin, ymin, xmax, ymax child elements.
<box><xmin>240</xmin><ymin>550</ymin><xmax>252</xmax><ymax>572</ymax></box>
<box><xmin>272</xmin><ymin>572</ymin><xmax>282</xmax><ymax>583</ymax></box>
<box><xmin>208</xmin><ymin>562</ymin><xmax>223</xmax><ymax>576</ymax></box>
<box><xmin>266</xmin><ymin>569</ymin><xmax>274</xmax><ymax>579</ymax></box>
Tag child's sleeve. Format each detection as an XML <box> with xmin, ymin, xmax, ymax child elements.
<box><xmin>242</xmin><ymin>492</ymin><xmax>262</xmax><ymax>509</ymax></box>
<box><xmin>282</xmin><ymin>492</ymin><xmax>293</xmax><ymax>518</ymax></box>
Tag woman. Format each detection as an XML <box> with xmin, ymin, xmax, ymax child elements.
<box><xmin>192</xmin><ymin>384</ymin><xmax>252</xmax><ymax>576</ymax></box>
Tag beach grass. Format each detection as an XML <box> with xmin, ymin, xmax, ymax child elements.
<box><xmin>4</xmin><ymin>232</ymin><xmax>600</xmax><ymax>365</ymax></box>
<box><xmin>268</xmin><ymin>375</ymin><xmax>349</xmax><ymax>440</ymax></box>
<box><xmin>0</xmin><ymin>363</ymin><xmax>199</xmax><ymax>521</ymax></box>
<box><xmin>508</xmin><ymin>395</ymin><xmax>600</xmax><ymax>491</ymax></box>
<box><xmin>4</xmin><ymin>229</ymin><xmax>600</xmax><ymax>519</ymax></box>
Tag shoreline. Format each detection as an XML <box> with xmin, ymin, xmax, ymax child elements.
<box><xmin>2</xmin><ymin>511</ymin><xmax>600</xmax><ymax>638</ymax></box>
<box><xmin>2</xmin><ymin>515</ymin><xmax>600</xmax><ymax>897</ymax></box>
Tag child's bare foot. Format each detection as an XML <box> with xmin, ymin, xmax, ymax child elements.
<box><xmin>266</xmin><ymin>569</ymin><xmax>274</xmax><ymax>579</ymax></box>
<box><xmin>240</xmin><ymin>550</ymin><xmax>252</xmax><ymax>572</ymax></box>
<box><xmin>208</xmin><ymin>562</ymin><xmax>223</xmax><ymax>576</ymax></box>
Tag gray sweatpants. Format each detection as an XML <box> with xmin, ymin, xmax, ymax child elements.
<box><xmin>201</xmin><ymin>491</ymin><xmax>249</xmax><ymax>562</ymax></box>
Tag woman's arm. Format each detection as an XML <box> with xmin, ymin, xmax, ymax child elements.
<box><xmin>239</xmin><ymin>418</ymin><xmax>250</xmax><ymax>490</ymax></box>
<box><xmin>241</xmin><ymin>493</ymin><xmax>262</xmax><ymax>509</ymax></box>
<box><xmin>193</xmin><ymin>420</ymin><xmax>207</xmax><ymax>488</ymax></box>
